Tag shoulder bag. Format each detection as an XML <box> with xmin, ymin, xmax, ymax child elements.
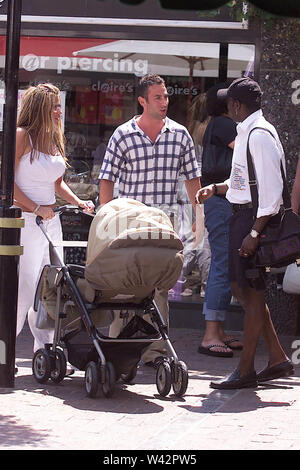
<box><xmin>247</xmin><ymin>127</ymin><xmax>300</xmax><ymax>271</ymax></box>
<box><xmin>201</xmin><ymin>118</ymin><xmax>233</xmax><ymax>183</ymax></box>
<box><xmin>283</xmin><ymin>262</ymin><xmax>300</xmax><ymax>295</ymax></box>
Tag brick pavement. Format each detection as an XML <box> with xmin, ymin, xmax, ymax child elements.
<box><xmin>0</xmin><ymin>322</ymin><xmax>300</xmax><ymax>451</ymax></box>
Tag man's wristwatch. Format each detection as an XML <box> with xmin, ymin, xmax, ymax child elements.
<box><xmin>250</xmin><ymin>229</ymin><xmax>260</xmax><ymax>239</ymax></box>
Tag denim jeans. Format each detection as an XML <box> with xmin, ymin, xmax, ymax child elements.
<box><xmin>202</xmin><ymin>195</ymin><xmax>232</xmax><ymax>322</ymax></box>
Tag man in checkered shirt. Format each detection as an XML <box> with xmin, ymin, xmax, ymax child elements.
<box><xmin>99</xmin><ymin>74</ymin><xmax>201</xmax><ymax>366</ymax></box>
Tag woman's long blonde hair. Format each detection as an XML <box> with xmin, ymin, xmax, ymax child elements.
<box><xmin>17</xmin><ymin>83</ymin><xmax>66</xmax><ymax>162</ymax></box>
<box><xmin>188</xmin><ymin>93</ymin><xmax>210</xmax><ymax>148</ymax></box>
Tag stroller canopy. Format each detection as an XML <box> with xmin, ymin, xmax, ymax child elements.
<box><xmin>84</xmin><ymin>198</ymin><xmax>184</xmax><ymax>301</ymax></box>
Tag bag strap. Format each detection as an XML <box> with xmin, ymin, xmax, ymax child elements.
<box><xmin>246</xmin><ymin>126</ymin><xmax>291</xmax><ymax>216</ymax></box>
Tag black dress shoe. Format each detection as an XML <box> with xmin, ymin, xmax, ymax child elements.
<box><xmin>257</xmin><ymin>360</ymin><xmax>294</xmax><ymax>383</ymax></box>
<box><xmin>210</xmin><ymin>368</ymin><xmax>258</xmax><ymax>390</ymax></box>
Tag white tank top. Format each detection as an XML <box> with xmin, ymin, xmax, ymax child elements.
<box><xmin>15</xmin><ymin>134</ymin><xmax>66</xmax><ymax>205</ymax></box>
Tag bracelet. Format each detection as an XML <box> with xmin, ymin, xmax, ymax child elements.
<box><xmin>213</xmin><ymin>184</ymin><xmax>218</xmax><ymax>195</ymax></box>
<box><xmin>33</xmin><ymin>204</ymin><xmax>40</xmax><ymax>214</ymax></box>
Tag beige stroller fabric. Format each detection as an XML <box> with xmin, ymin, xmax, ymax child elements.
<box><xmin>84</xmin><ymin>198</ymin><xmax>184</xmax><ymax>303</ymax></box>
<box><xmin>36</xmin><ymin>265</ymin><xmax>112</xmax><ymax>330</ymax></box>
<box><xmin>35</xmin><ymin>265</ymin><xmax>80</xmax><ymax>328</ymax></box>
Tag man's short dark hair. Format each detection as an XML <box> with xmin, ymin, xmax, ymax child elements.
<box><xmin>137</xmin><ymin>74</ymin><xmax>165</xmax><ymax>100</ymax></box>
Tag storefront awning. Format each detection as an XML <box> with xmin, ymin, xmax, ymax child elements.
<box><xmin>73</xmin><ymin>40</ymin><xmax>254</xmax><ymax>78</ymax></box>
<box><xmin>0</xmin><ymin>36</ymin><xmax>113</xmax><ymax>57</ymax></box>
<box><xmin>74</xmin><ymin>40</ymin><xmax>220</xmax><ymax>59</ymax></box>
<box><xmin>74</xmin><ymin>39</ymin><xmax>254</xmax><ymax>61</ymax></box>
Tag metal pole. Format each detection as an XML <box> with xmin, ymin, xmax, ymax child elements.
<box><xmin>218</xmin><ymin>43</ymin><xmax>228</xmax><ymax>83</ymax></box>
<box><xmin>0</xmin><ymin>0</ymin><xmax>23</xmax><ymax>388</ymax></box>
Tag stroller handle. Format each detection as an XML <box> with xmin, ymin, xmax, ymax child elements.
<box><xmin>35</xmin><ymin>204</ymin><xmax>94</xmax><ymax>226</ymax></box>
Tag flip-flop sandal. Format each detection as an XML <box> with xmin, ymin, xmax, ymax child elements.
<box><xmin>224</xmin><ymin>338</ymin><xmax>243</xmax><ymax>350</ymax></box>
<box><xmin>198</xmin><ymin>344</ymin><xmax>234</xmax><ymax>358</ymax></box>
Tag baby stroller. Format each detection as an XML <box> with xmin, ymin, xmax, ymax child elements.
<box><xmin>32</xmin><ymin>198</ymin><xmax>189</xmax><ymax>398</ymax></box>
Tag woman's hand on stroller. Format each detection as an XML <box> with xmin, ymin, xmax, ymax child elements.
<box><xmin>77</xmin><ymin>199</ymin><xmax>95</xmax><ymax>213</ymax></box>
<box><xmin>35</xmin><ymin>205</ymin><xmax>55</xmax><ymax>220</ymax></box>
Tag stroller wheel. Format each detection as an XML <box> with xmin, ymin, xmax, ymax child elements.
<box><xmin>32</xmin><ymin>349</ymin><xmax>52</xmax><ymax>384</ymax></box>
<box><xmin>120</xmin><ymin>365</ymin><xmax>138</xmax><ymax>384</ymax></box>
<box><xmin>101</xmin><ymin>362</ymin><xmax>116</xmax><ymax>398</ymax></box>
<box><xmin>171</xmin><ymin>360</ymin><xmax>189</xmax><ymax>397</ymax></box>
<box><xmin>50</xmin><ymin>349</ymin><xmax>67</xmax><ymax>384</ymax></box>
<box><xmin>156</xmin><ymin>360</ymin><xmax>172</xmax><ymax>397</ymax></box>
<box><xmin>85</xmin><ymin>361</ymin><xmax>99</xmax><ymax>398</ymax></box>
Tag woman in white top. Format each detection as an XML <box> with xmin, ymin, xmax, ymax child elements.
<box><xmin>14</xmin><ymin>83</ymin><xmax>94</xmax><ymax>353</ymax></box>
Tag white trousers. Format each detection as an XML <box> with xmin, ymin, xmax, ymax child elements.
<box><xmin>17</xmin><ymin>213</ymin><xmax>63</xmax><ymax>352</ymax></box>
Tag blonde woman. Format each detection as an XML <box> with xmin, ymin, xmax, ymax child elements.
<box><xmin>14</xmin><ymin>83</ymin><xmax>94</xmax><ymax>353</ymax></box>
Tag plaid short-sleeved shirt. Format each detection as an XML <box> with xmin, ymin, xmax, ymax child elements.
<box><xmin>99</xmin><ymin>116</ymin><xmax>201</xmax><ymax>205</ymax></box>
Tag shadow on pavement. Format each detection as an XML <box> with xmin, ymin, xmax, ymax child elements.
<box><xmin>0</xmin><ymin>414</ymin><xmax>50</xmax><ymax>448</ymax></box>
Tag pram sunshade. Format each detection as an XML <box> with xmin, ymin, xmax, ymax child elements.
<box><xmin>84</xmin><ymin>198</ymin><xmax>184</xmax><ymax>303</ymax></box>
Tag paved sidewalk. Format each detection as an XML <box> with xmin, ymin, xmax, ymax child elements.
<box><xmin>0</xmin><ymin>322</ymin><xmax>300</xmax><ymax>451</ymax></box>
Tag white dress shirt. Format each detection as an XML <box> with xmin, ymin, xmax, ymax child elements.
<box><xmin>225</xmin><ymin>109</ymin><xmax>285</xmax><ymax>218</ymax></box>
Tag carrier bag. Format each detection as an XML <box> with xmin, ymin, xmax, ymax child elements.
<box><xmin>247</xmin><ymin>127</ymin><xmax>300</xmax><ymax>270</ymax></box>
<box><xmin>34</xmin><ymin>265</ymin><xmax>57</xmax><ymax>329</ymax></box>
<box><xmin>283</xmin><ymin>262</ymin><xmax>300</xmax><ymax>295</ymax></box>
<box><xmin>34</xmin><ymin>265</ymin><xmax>78</xmax><ymax>330</ymax></box>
